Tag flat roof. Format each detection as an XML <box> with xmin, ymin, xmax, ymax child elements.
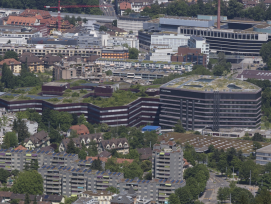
<box><xmin>256</xmin><ymin>144</ymin><xmax>271</xmax><ymax>153</ymax></box>
<box><xmin>43</xmin><ymin>82</ymin><xmax>69</xmax><ymax>87</ymax></box>
<box><xmin>142</xmin><ymin>125</ymin><xmax>161</xmax><ymax>130</ymax></box>
<box><xmin>161</xmin><ymin>75</ymin><xmax>260</xmax><ymax>93</ymax></box>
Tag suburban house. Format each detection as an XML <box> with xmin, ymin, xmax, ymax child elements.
<box><xmin>23</xmin><ymin>130</ymin><xmax>50</xmax><ymax>150</ymax></box>
<box><xmin>67</xmin><ymin>124</ymin><xmax>89</xmax><ymax>137</ymax></box>
<box><xmin>98</xmin><ymin>138</ymin><xmax>129</xmax><ymax>154</ymax></box>
<box><xmin>59</xmin><ymin>133</ymin><xmax>102</xmax><ymax>152</ymax></box>
<box><xmin>0</xmin><ymin>58</ymin><xmax>22</xmax><ymax>73</ymax></box>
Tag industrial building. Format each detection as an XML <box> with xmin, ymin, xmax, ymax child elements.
<box><xmin>159</xmin><ymin>75</ymin><xmax>261</xmax><ymax>130</ymax></box>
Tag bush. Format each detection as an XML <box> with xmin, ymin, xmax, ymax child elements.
<box><xmin>65</xmin><ymin>89</ymin><xmax>72</xmax><ymax>92</ymax></box>
<box><xmin>47</xmin><ymin>98</ymin><xmax>60</xmax><ymax>102</ymax></box>
<box><xmin>80</xmin><ymin>89</ymin><xmax>87</xmax><ymax>94</ymax></box>
<box><xmin>18</xmin><ymin>95</ymin><xmax>31</xmax><ymax>100</ymax></box>
<box><xmin>63</xmin><ymin>99</ymin><xmax>72</xmax><ymax>103</ymax></box>
<box><xmin>72</xmin><ymin>92</ymin><xmax>79</xmax><ymax>97</ymax></box>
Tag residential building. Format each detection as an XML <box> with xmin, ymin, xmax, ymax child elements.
<box><xmin>263</xmin><ymin>0</ymin><xmax>271</xmax><ymax>7</ymax></box>
<box><xmin>19</xmin><ymin>52</ymin><xmax>45</xmax><ymax>73</ymax></box>
<box><xmin>120</xmin><ymin>2</ymin><xmax>132</xmax><ymax>16</ymax></box>
<box><xmin>136</xmin><ymin>147</ymin><xmax>152</xmax><ymax>160</ymax></box>
<box><xmin>38</xmin><ymin>167</ymin><xmax>124</xmax><ymax>196</ymax></box>
<box><xmin>256</xmin><ymin>144</ymin><xmax>271</xmax><ymax>165</ymax></box>
<box><xmin>110</xmin><ymin>189</ymin><xmax>135</xmax><ymax>204</ymax></box>
<box><xmin>96</xmin><ymin>151</ymin><xmax>112</xmax><ymax>158</ymax></box>
<box><xmin>23</xmin><ymin>130</ymin><xmax>50</xmax><ymax>150</ymax></box>
<box><xmin>98</xmin><ymin>138</ymin><xmax>129</xmax><ymax>154</ymax></box>
<box><xmin>23</xmin><ymin>119</ymin><xmax>38</xmax><ymax>135</ymax></box>
<box><xmin>159</xmin><ymin>75</ymin><xmax>262</xmax><ymax>130</ymax></box>
<box><xmin>171</xmin><ymin>46</ymin><xmax>207</xmax><ymax>67</ymax></box>
<box><xmin>0</xmin><ymin>58</ymin><xmax>22</xmax><ymax>73</ymax></box>
<box><xmin>0</xmin><ymin>30</ymin><xmax>42</xmax><ymax>40</ymax></box>
<box><xmin>72</xmin><ymin>197</ymin><xmax>98</xmax><ymax>204</ymax></box>
<box><xmin>104</xmin><ymin>24</ymin><xmax>128</xmax><ymax>36</ymax></box>
<box><xmin>67</xmin><ymin>124</ymin><xmax>90</xmax><ymax>137</ymax></box>
<box><xmin>41</xmin><ymin>82</ymin><xmax>70</xmax><ymax>93</ymax></box>
<box><xmin>188</xmin><ymin>35</ymin><xmax>210</xmax><ymax>64</ymax></box>
<box><xmin>42</xmin><ymin>54</ymin><xmax>62</xmax><ymax>70</ymax></box>
<box><xmin>0</xmin><ymin>44</ymin><xmax>102</xmax><ymax>59</ymax></box>
<box><xmin>117</xmin><ymin>15</ymin><xmax>151</xmax><ymax>35</ymax></box>
<box><xmin>130</xmin><ymin>0</ymin><xmax>153</xmax><ymax>12</ymax></box>
<box><xmin>53</xmin><ymin>67</ymin><xmax>77</xmax><ymax>80</ymax></box>
<box><xmin>4</xmin><ymin>16</ymin><xmax>40</xmax><ymax>26</ymax></box>
<box><xmin>59</xmin><ymin>133</ymin><xmax>102</xmax><ymax>152</ymax></box>
<box><xmin>118</xmin><ymin>178</ymin><xmax>185</xmax><ymax>203</ymax></box>
<box><xmin>152</xmin><ymin>140</ymin><xmax>183</xmax><ymax>180</ymax></box>
<box><xmin>79</xmin><ymin>190</ymin><xmax>113</xmax><ymax>204</ymax></box>
<box><xmin>101</xmin><ymin>46</ymin><xmax>129</xmax><ymax>59</ymax></box>
<box><xmin>107</xmin><ymin>34</ymin><xmax>139</xmax><ymax>49</ymax></box>
<box><xmin>20</xmin><ymin>9</ymin><xmax>52</xmax><ymax>19</ymax></box>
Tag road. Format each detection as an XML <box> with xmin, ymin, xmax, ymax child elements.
<box><xmin>200</xmin><ymin>172</ymin><xmax>230</xmax><ymax>203</ymax></box>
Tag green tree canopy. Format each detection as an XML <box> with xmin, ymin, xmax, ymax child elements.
<box><xmin>0</xmin><ymin>168</ymin><xmax>10</xmax><ymax>183</ymax></box>
<box><xmin>12</xmin><ymin>170</ymin><xmax>43</xmax><ymax>195</ymax></box>
<box><xmin>78</xmin><ymin>149</ymin><xmax>87</xmax><ymax>160</ymax></box>
<box><xmin>4</xmin><ymin>51</ymin><xmax>18</xmax><ymax>60</ymax></box>
<box><xmin>174</xmin><ymin>120</ymin><xmax>186</xmax><ymax>133</ymax></box>
<box><xmin>124</xmin><ymin>160</ymin><xmax>143</xmax><ymax>179</ymax></box>
<box><xmin>168</xmin><ymin>193</ymin><xmax>181</xmax><ymax>204</ymax></box>
<box><xmin>128</xmin><ymin>48</ymin><xmax>139</xmax><ymax>59</ymax></box>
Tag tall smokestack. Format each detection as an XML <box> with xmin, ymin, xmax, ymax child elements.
<box><xmin>217</xmin><ymin>0</ymin><xmax>220</xmax><ymax>29</ymax></box>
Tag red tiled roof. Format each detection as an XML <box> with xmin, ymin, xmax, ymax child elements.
<box><xmin>14</xmin><ymin>145</ymin><xmax>27</xmax><ymax>150</ymax></box>
<box><xmin>120</xmin><ymin>2</ymin><xmax>132</xmax><ymax>10</ymax></box>
<box><xmin>69</xmin><ymin>124</ymin><xmax>89</xmax><ymax>135</ymax></box>
<box><xmin>0</xmin><ymin>58</ymin><xmax>21</xmax><ymax>66</ymax></box>
<box><xmin>6</xmin><ymin>16</ymin><xmax>37</xmax><ymax>26</ymax></box>
<box><xmin>20</xmin><ymin>9</ymin><xmax>51</xmax><ymax>19</ymax></box>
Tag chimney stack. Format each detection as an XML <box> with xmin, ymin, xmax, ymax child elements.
<box><xmin>217</xmin><ymin>0</ymin><xmax>221</xmax><ymax>29</ymax></box>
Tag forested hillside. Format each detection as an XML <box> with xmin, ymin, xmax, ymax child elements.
<box><xmin>1</xmin><ymin>0</ymin><xmax>102</xmax><ymax>15</ymax></box>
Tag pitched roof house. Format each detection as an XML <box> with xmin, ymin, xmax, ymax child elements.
<box><xmin>5</xmin><ymin>16</ymin><xmax>39</xmax><ymax>26</ymax></box>
<box><xmin>20</xmin><ymin>9</ymin><xmax>52</xmax><ymax>19</ymax></box>
<box><xmin>0</xmin><ymin>59</ymin><xmax>21</xmax><ymax>73</ymax></box>
<box><xmin>98</xmin><ymin>138</ymin><xmax>129</xmax><ymax>155</ymax></box>
<box><xmin>59</xmin><ymin>133</ymin><xmax>102</xmax><ymax>152</ymax></box>
<box><xmin>23</xmin><ymin>130</ymin><xmax>50</xmax><ymax>150</ymax></box>
<box><xmin>67</xmin><ymin>124</ymin><xmax>89</xmax><ymax>137</ymax></box>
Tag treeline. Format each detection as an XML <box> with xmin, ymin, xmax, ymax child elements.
<box><xmin>1</xmin><ymin>0</ymin><xmax>102</xmax><ymax>15</ymax></box>
<box><xmin>141</xmin><ymin>0</ymin><xmax>271</xmax><ymax>21</ymax></box>
<box><xmin>169</xmin><ymin>164</ymin><xmax>209</xmax><ymax>203</ymax></box>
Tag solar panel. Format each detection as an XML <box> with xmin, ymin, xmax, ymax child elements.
<box><xmin>96</xmin><ymin>171</ymin><xmax>100</xmax><ymax>174</ymax></box>
<box><xmin>113</xmin><ymin>172</ymin><xmax>116</xmax><ymax>175</ymax></box>
<box><xmin>146</xmin><ymin>180</ymin><xmax>150</xmax><ymax>183</ymax></box>
<box><xmin>88</xmin><ymin>169</ymin><xmax>92</xmax><ymax>173</ymax></box>
<box><xmin>171</xmin><ymin>180</ymin><xmax>174</xmax><ymax>183</ymax></box>
<box><xmin>67</xmin><ymin>167</ymin><xmax>71</xmax><ymax>170</ymax></box>
<box><xmin>138</xmin><ymin>180</ymin><xmax>141</xmax><ymax>183</ymax></box>
<box><xmin>163</xmin><ymin>179</ymin><xmax>167</xmax><ymax>183</ymax></box>
<box><xmin>42</xmin><ymin>166</ymin><xmax>46</xmax><ymax>169</ymax></box>
<box><xmin>45</xmin><ymin>151</ymin><xmax>49</xmax><ymax>153</ymax></box>
<box><xmin>15</xmin><ymin>150</ymin><xmax>19</xmax><ymax>152</ymax></box>
<box><xmin>159</xmin><ymin>179</ymin><xmax>162</xmax><ymax>182</ymax></box>
<box><xmin>44</xmin><ymin>195</ymin><xmax>49</xmax><ymax>199</ymax></box>
<box><xmin>51</xmin><ymin>166</ymin><xmax>54</xmax><ymax>169</ymax></box>
<box><xmin>76</xmin><ymin>169</ymin><xmax>80</xmax><ymax>172</ymax></box>
<box><xmin>101</xmin><ymin>171</ymin><xmax>104</xmax><ymax>175</ymax></box>
<box><xmin>57</xmin><ymin>153</ymin><xmax>61</xmax><ymax>156</ymax></box>
<box><xmin>64</xmin><ymin>154</ymin><xmax>67</xmax><ymax>156</ymax></box>
<box><xmin>130</xmin><ymin>179</ymin><xmax>133</xmax><ymax>182</ymax></box>
<box><xmin>125</xmin><ymin>179</ymin><xmax>129</xmax><ymax>182</ymax></box>
<box><xmin>30</xmin><ymin>150</ymin><xmax>34</xmax><ymax>153</ymax></box>
<box><xmin>176</xmin><ymin>180</ymin><xmax>179</xmax><ymax>183</ymax></box>
<box><xmin>68</xmin><ymin>154</ymin><xmax>72</xmax><ymax>156</ymax></box>
<box><xmin>83</xmin><ymin>169</ymin><xmax>88</xmax><ymax>172</ymax></box>
<box><xmin>142</xmin><ymin>180</ymin><xmax>145</xmax><ymax>183</ymax></box>
<box><xmin>11</xmin><ymin>149</ymin><xmax>14</xmax><ymax>152</ymax></box>
<box><xmin>41</xmin><ymin>151</ymin><xmax>45</xmax><ymax>153</ymax></box>
<box><xmin>71</xmin><ymin>168</ymin><xmax>76</xmax><ymax>172</ymax></box>
<box><xmin>19</xmin><ymin>150</ymin><xmax>23</xmax><ymax>153</ymax></box>
<box><xmin>117</xmin><ymin>173</ymin><xmax>121</xmax><ymax>176</ymax></box>
<box><xmin>47</xmin><ymin>166</ymin><xmax>51</xmax><ymax>169</ymax></box>
<box><xmin>63</xmin><ymin>167</ymin><xmax>67</xmax><ymax>170</ymax></box>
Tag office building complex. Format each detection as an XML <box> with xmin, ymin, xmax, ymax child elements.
<box><xmin>152</xmin><ymin>140</ymin><xmax>183</xmax><ymax>180</ymax></box>
<box><xmin>188</xmin><ymin>35</ymin><xmax>210</xmax><ymax>63</ymax></box>
<box><xmin>159</xmin><ymin>75</ymin><xmax>261</xmax><ymax>130</ymax></box>
<box><xmin>118</xmin><ymin>15</ymin><xmax>151</xmax><ymax>35</ymax></box>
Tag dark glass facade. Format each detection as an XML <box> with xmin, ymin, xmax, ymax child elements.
<box><xmin>159</xmin><ymin>88</ymin><xmax>262</xmax><ymax>130</ymax></box>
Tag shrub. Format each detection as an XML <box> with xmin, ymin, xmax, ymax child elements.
<box><xmin>72</xmin><ymin>92</ymin><xmax>79</xmax><ymax>97</ymax></box>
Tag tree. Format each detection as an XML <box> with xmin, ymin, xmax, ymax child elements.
<box><xmin>124</xmin><ymin>8</ymin><xmax>133</xmax><ymax>15</ymax></box>
<box><xmin>13</xmin><ymin>118</ymin><xmax>30</xmax><ymax>143</ymax></box>
<box><xmin>10</xmin><ymin>199</ymin><xmax>20</xmax><ymax>204</ymax></box>
<box><xmin>33</xmin><ymin>196</ymin><xmax>37</xmax><ymax>204</ymax></box>
<box><xmin>105</xmin><ymin>70</ymin><xmax>113</xmax><ymax>76</ymax></box>
<box><xmin>175</xmin><ymin>186</ymin><xmax>192</xmax><ymax>204</ymax></box>
<box><xmin>30</xmin><ymin>159</ymin><xmax>39</xmax><ymax>171</ymax></box>
<box><xmin>90</xmin><ymin>158</ymin><xmax>103</xmax><ymax>171</ymax></box>
<box><xmin>99</xmin><ymin>26</ymin><xmax>108</xmax><ymax>32</ymax></box>
<box><xmin>128</xmin><ymin>48</ymin><xmax>139</xmax><ymax>59</ymax></box>
<box><xmin>124</xmin><ymin>160</ymin><xmax>143</xmax><ymax>179</ymax></box>
<box><xmin>4</xmin><ymin>132</ymin><xmax>18</xmax><ymax>148</ymax></box>
<box><xmin>101</xmin><ymin>123</ymin><xmax>109</xmax><ymax>132</ymax></box>
<box><xmin>4</xmin><ymin>51</ymin><xmax>18</xmax><ymax>60</ymax></box>
<box><xmin>255</xmin><ymin>189</ymin><xmax>271</xmax><ymax>204</ymax></box>
<box><xmin>253</xmin><ymin>141</ymin><xmax>262</xmax><ymax>154</ymax></box>
<box><xmin>106</xmin><ymin>186</ymin><xmax>120</xmax><ymax>194</ymax></box>
<box><xmin>174</xmin><ymin>120</ymin><xmax>185</xmax><ymax>133</ymax></box>
<box><xmin>144</xmin><ymin>171</ymin><xmax>152</xmax><ymax>180</ymax></box>
<box><xmin>239</xmin><ymin>159</ymin><xmax>258</xmax><ymax>183</ymax></box>
<box><xmin>217</xmin><ymin>187</ymin><xmax>230</xmax><ymax>202</ymax></box>
<box><xmin>105</xmin><ymin>157</ymin><xmax>121</xmax><ymax>172</ymax></box>
<box><xmin>1</xmin><ymin>63</ymin><xmax>15</xmax><ymax>89</ymax></box>
<box><xmin>87</xmin><ymin>140</ymin><xmax>98</xmax><ymax>156</ymax></box>
<box><xmin>78</xmin><ymin>149</ymin><xmax>87</xmax><ymax>160</ymax></box>
<box><xmin>231</xmin><ymin>187</ymin><xmax>254</xmax><ymax>203</ymax></box>
<box><xmin>72</xmin><ymin>113</ymin><xmax>78</xmax><ymax>125</ymax></box>
<box><xmin>12</xmin><ymin>170</ymin><xmax>43</xmax><ymax>195</ymax></box>
<box><xmin>227</xmin><ymin>0</ymin><xmax>244</xmax><ymax>19</ymax></box>
<box><xmin>207</xmin><ymin>61</ymin><xmax>212</xmax><ymax>69</ymax></box>
<box><xmin>1</xmin><ymin>134</ymin><xmax>10</xmax><ymax>149</ymax></box>
<box><xmin>66</xmin><ymin>139</ymin><xmax>77</xmax><ymax>153</ymax></box>
<box><xmin>49</xmin><ymin>129</ymin><xmax>62</xmax><ymax>143</ymax></box>
<box><xmin>78</xmin><ymin>114</ymin><xmax>86</xmax><ymax>125</ymax></box>
<box><xmin>0</xmin><ymin>168</ymin><xmax>10</xmax><ymax>183</ymax></box>
<box><xmin>168</xmin><ymin>193</ymin><xmax>181</xmax><ymax>204</ymax></box>
<box><xmin>208</xmin><ymin>144</ymin><xmax>215</xmax><ymax>153</ymax></box>
<box><xmin>141</xmin><ymin>160</ymin><xmax>152</xmax><ymax>172</ymax></box>
<box><xmin>70</xmin><ymin>129</ymin><xmax>78</xmax><ymax>138</ymax></box>
<box><xmin>24</xmin><ymin>193</ymin><xmax>30</xmax><ymax>204</ymax></box>
<box><xmin>252</xmin><ymin>133</ymin><xmax>264</xmax><ymax>142</ymax></box>
<box><xmin>11</xmin><ymin>169</ymin><xmax>19</xmax><ymax>177</ymax></box>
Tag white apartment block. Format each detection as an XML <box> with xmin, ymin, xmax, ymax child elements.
<box><xmin>117</xmin><ymin>16</ymin><xmax>150</xmax><ymax>36</ymax></box>
<box><xmin>151</xmin><ymin>34</ymin><xmax>190</xmax><ymax>51</ymax></box>
<box><xmin>0</xmin><ymin>37</ymin><xmax>27</xmax><ymax>44</ymax></box>
<box><xmin>188</xmin><ymin>35</ymin><xmax>210</xmax><ymax>64</ymax></box>
<box><xmin>146</xmin><ymin>48</ymin><xmax>176</xmax><ymax>62</ymax></box>
<box><xmin>107</xmin><ymin>34</ymin><xmax>139</xmax><ymax>49</ymax></box>
<box><xmin>0</xmin><ymin>31</ymin><xmax>42</xmax><ymax>40</ymax></box>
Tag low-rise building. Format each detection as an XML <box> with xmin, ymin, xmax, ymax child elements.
<box><xmin>119</xmin><ymin>2</ymin><xmax>132</xmax><ymax>16</ymax></box>
<box><xmin>145</xmin><ymin>48</ymin><xmax>176</xmax><ymax>62</ymax></box>
<box><xmin>67</xmin><ymin>124</ymin><xmax>90</xmax><ymax>137</ymax></box>
<box><xmin>23</xmin><ymin>130</ymin><xmax>50</xmax><ymax>150</ymax></box>
<box><xmin>236</xmin><ymin>70</ymin><xmax>271</xmax><ymax>81</ymax></box>
<box><xmin>98</xmin><ymin>138</ymin><xmax>129</xmax><ymax>154</ymax></box>
<box><xmin>188</xmin><ymin>35</ymin><xmax>210</xmax><ymax>64</ymax></box>
<box><xmin>118</xmin><ymin>15</ymin><xmax>151</xmax><ymax>35</ymax></box>
<box><xmin>79</xmin><ymin>190</ymin><xmax>113</xmax><ymax>204</ymax></box>
<box><xmin>42</xmin><ymin>54</ymin><xmax>62</xmax><ymax>70</ymax></box>
<box><xmin>4</xmin><ymin>16</ymin><xmax>40</xmax><ymax>26</ymax></box>
<box><xmin>201</xmin><ymin>127</ymin><xmax>246</xmax><ymax>138</ymax></box>
<box><xmin>107</xmin><ymin>34</ymin><xmax>139</xmax><ymax>49</ymax></box>
<box><xmin>0</xmin><ymin>58</ymin><xmax>22</xmax><ymax>73</ymax></box>
<box><xmin>19</xmin><ymin>52</ymin><xmax>45</xmax><ymax>73</ymax></box>
<box><xmin>102</xmin><ymin>46</ymin><xmax>129</xmax><ymax>59</ymax></box>
<box><xmin>256</xmin><ymin>144</ymin><xmax>271</xmax><ymax>165</ymax></box>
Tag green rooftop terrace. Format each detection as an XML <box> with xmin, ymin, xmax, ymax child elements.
<box><xmin>162</xmin><ymin>75</ymin><xmax>260</xmax><ymax>92</ymax></box>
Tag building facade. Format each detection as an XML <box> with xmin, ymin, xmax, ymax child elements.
<box><xmin>159</xmin><ymin>75</ymin><xmax>262</xmax><ymax>130</ymax></box>
<box><xmin>152</xmin><ymin>140</ymin><xmax>183</xmax><ymax>180</ymax></box>
<box><xmin>0</xmin><ymin>58</ymin><xmax>22</xmax><ymax>73</ymax></box>
<box><xmin>188</xmin><ymin>35</ymin><xmax>210</xmax><ymax>64</ymax></box>
<box><xmin>118</xmin><ymin>16</ymin><xmax>151</xmax><ymax>35</ymax></box>
<box><xmin>256</xmin><ymin>144</ymin><xmax>271</xmax><ymax>165</ymax></box>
